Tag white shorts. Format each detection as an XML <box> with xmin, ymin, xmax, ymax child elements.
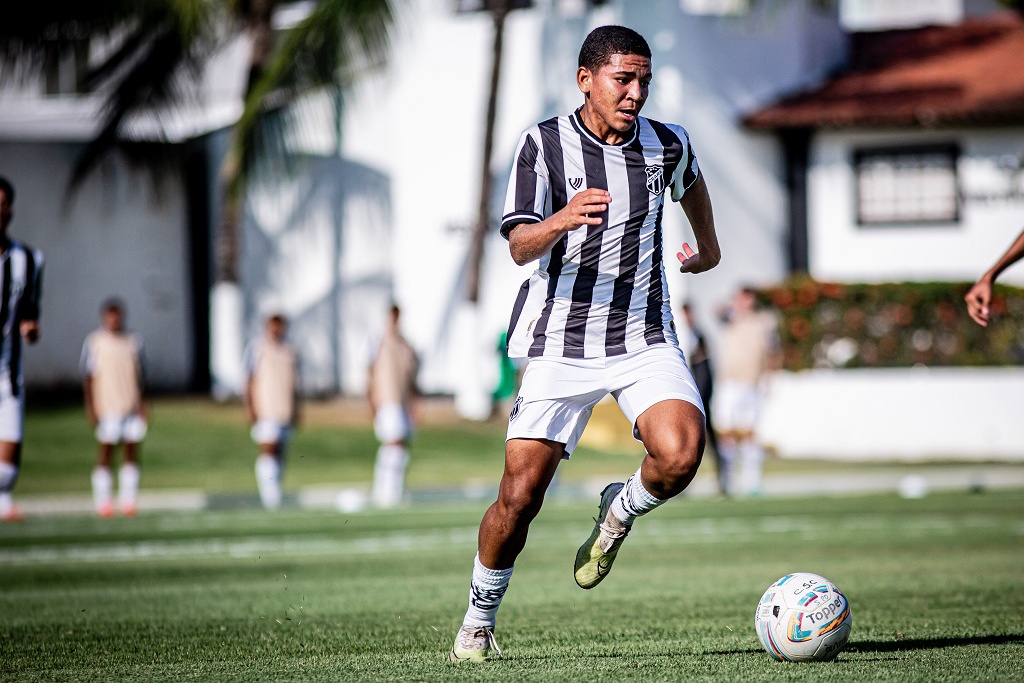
<box><xmin>0</xmin><ymin>389</ymin><xmax>24</xmax><ymax>443</ymax></box>
<box><xmin>711</xmin><ymin>380</ymin><xmax>763</xmax><ymax>433</ymax></box>
<box><xmin>251</xmin><ymin>420</ymin><xmax>291</xmax><ymax>445</ymax></box>
<box><xmin>507</xmin><ymin>344</ymin><xmax>704</xmax><ymax>456</ymax></box>
<box><xmin>96</xmin><ymin>414</ymin><xmax>148</xmax><ymax>445</ymax></box>
<box><xmin>374</xmin><ymin>403</ymin><xmax>412</xmax><ymax>443</ymax></box>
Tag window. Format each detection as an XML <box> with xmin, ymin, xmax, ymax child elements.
<box><xmin>854</xmin><ymin>145</ymin><xmax>960</xmax><ymax>225</ymax></box>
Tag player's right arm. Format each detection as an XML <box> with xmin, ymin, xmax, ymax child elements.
<box><xmin>966</xmin><ymin>226</ymin><xmax>1024</xmax><ymax>326</ymax></box>
<box><xmin>507</xmin><ymin>189</ymin><xmax>610</xmax><ymax>265</ymax></box>
<box><xmin>80</xmin><ymin>337</ymin><xmax>97</xmax><ymax>426</ymax></box>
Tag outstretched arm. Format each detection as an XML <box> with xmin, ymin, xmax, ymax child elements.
<box><xmin>965</xmin><ymin>227</ymin><xmax>1024</xmax><ymax>327</ymax></box>
<box><xmin>676</xmin><ymin>173</ymin><xmax>721</xmax><ymax>274</ymax></box>
<box><xmin>508</xmin><ymin>188</ymin><xmax>610</xmax><ymax>265</ymax></box>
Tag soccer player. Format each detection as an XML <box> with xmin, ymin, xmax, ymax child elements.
<box><xmin>965</xmin><ymin>226</ymin><xmax>1024</xmax><ymax>326</ymax></box>
<box><xmin>712</xmin><ymin>287</ymin><xmax>780</xmax><ymax>497</ymax></box>
<box><xmin>367</xmin><ymin>305</ymin><xmax>418</xmax><ymax>508</ymax></box>
<box><xmin>0</xmin><ymin>176</ymin><xmax>44</xmax><ymax>523</ymax></box>
<box><xmin>449</xmin><ymin>26</ymin><xmax>721</xmax><ymax>662</ymax></box>
<box><xmin>82</xmin><ymin>299</ymin><xmax>148</xmax><ymax>517</ymax></box>
<box><xmin>680</xmin><ymin>302</ymin><xmax>723</xmax><ymax>495</ymax></box>
<box><xmin>244</xmin><ymin>314</ymin><xmax>299</xmax><ymax>510</ymax></box>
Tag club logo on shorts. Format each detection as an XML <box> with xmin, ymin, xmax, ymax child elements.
<box><xmin>509</xmin><ymin>396</ymin><xmax>523</xmax><ymax>422</ymax></box>
<box><xmin>645</xmin><ymin>165</ymin><xmax>665</xmax><ymax>196</ymax></box>
<box><xmin>569</xmin><ymin>177</ymin><xmax>583</xmax><ymax>191</ymax></box>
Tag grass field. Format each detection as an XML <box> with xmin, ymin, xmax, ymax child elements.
<box><xmin>2</xmin><ymin>490</ymin><xmax>1022</xmax><ymax>682</ymax></box>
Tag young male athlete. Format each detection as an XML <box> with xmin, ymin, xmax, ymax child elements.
<box><xmin>0</xmin><ymin>176</ymin><xmax>44</xmax><ymax>523</ymax></box>
<box><xmin>82</xmin><ymin>299</ymin><xmax>148</xmax><ymax>517</ymax></box>
<box><xmin>450</xmin><ymin>25</ymin><xmax>721</xmax><ymax>662</ymax></box>
<box><xmin>244</xmin><ymin>314</ymin><xmax>299</xmax><ymax>510</ymax></box>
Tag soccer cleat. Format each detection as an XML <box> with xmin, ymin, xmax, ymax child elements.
<box><xmin>120</xmin><ymin>503</ymin><xmax>138</xmax><ymax>518</ymax></box>
<box><xmin>448</xmin><ymin>624</ymin><xmax>502</xmax><ymax>663</ymax></box>
<box><xmin>96</xmin><ymin>502</ymin><xmax>115</xmax><ymax>519</ymax></box>
<box><xmin>574</xmin><ymin>482</ymin><xmax>631</xmax><ymax>589</ymax></box>
<box><xmin>1</xmin><ymin>505</ymin><xmax>24</xmax><ymax>522</ymax></box>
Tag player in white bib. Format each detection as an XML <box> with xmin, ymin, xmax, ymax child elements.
<box><xmin>0</xmin><ymin>176</ymin><xmax>44</xmax><ymax>523</ymax></box>
<box><xmin>244</xmin><ymin>314</ymin><xmax>299</xmax><ymax>510</ymax></box>
<box><xmin>451</xmin><ymin>26</ymin><xmax>722</xmax><ymax>662</ymax></box>
<box><xmin>82</xmin><ymin>299</ymin><xmax>148</xmax><ymax>517</ymax></box>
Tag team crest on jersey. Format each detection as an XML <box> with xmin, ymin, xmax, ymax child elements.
<box><xmin>509</xmin><ymin>396</ymin><xmax>523</xmax><ymax>421</ymax></box>
<box><xmin>645</xmin><ymin>166</ymin><xmax>665</xmax><ymax>196</ymax></box>
<box><xmin>569</xmin><ymin>177</ymin><xmax>584</xmax><ymax>191</ymax></box>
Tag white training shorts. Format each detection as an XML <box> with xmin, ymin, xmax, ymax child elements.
<box><xmin>96</xmin><ymin>413</ymin><xmax>148</xmax><ymax>445</ymax></box>
<box><xmin>507</xmin><ymin>344</ymin><xmax>704</xmax><ymax>457</ymax></box>
<box><xmin>374</xmin><ymin>402</ymin><xmax>412</xmax><ymax>443</ymax></box>
<box><xmin>711</xmin><ymin>380</ymin><xmax>763</xmax><ymax>433</ymax></box>
<box><xmin>251</xmin><ymin>420</ymin><xmax>291</xmax><ymax>446</ymax></box>
<box><xmin>0</xmin><ymin>384</ymin><xmax>24</xmax><ymax>443</ymax></box>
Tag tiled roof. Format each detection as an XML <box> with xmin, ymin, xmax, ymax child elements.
<box><xmin>745</xmin><ymin>12</ymin><xmax>1024</xmax><ymax>129</ymax></box>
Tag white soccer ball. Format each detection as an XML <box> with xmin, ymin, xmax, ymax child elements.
<box><xmin>754</xmin><ymin>572</ymin><xmax>852</xmax><ymax>662</ymax></box>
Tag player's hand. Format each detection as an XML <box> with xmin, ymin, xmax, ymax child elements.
<box><xmin>677</xmin><ymin>242</ymin><xmax>714</xmax><ymax>274</ymax></box>
<box><xmin>965</xmin><ymin>278</ymin><xmax>993</xmax><ymax>326</ymax></box>
<box><xmin>557</xmin><ymin>188</ymin><xmax>611</xmax><ymax>233</ymax></box>
<box><xmin>20</xmin><ymin>320</ymin><xmax>39</xmax><ymax>344</ymax></box>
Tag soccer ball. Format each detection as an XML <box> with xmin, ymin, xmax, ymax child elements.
<box><xmin>754</xmin><ymin>572</ymin><xmax>852</xmax><ymax>662</ymax></box>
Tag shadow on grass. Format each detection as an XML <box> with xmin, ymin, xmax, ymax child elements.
<box><xmin>847</xmin><ymin>633</ymin><xmax>1024</xmax><ymax>653</ymax></box>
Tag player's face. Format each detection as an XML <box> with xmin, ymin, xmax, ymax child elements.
<box><xmin>268</xmin><ymin>318</ymin><xmax>286</xmax><ymax>341</ymax></box>
<box><xmin>103</xmin><ymin>308</ymin><xmax>123</xmax><ymax>332</ymax></box>
<box><xmin>578</xmin><ymin>52</ymin><xmax>651</xmax><ymax>144</ymax></box>
<box><xmin>0</xmin><ymin>189</ymin><xmax>11</xmax><ymax>234</ymax></box>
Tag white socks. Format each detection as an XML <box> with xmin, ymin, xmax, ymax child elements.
<box><xmin>119</xmin><ymin>463</ymin><xmax>140</xmax><ymax>511</ymax></box>
<box><xmin>462</xmin><ymin>554</ymin><xmax>514</xmax><ymax>628</ymax></box>
<box><xmin>372</xmin><ymin>444</ymin><xmax>408</xmax><ymax>508</ymax></box>
<box><xmin>92</xmin><ymin>466</ymin><xmax>114</xmax><ymax>513</ymax></box>
<box><xmin>0</xmin><ymin>461</ymin><xmax>17</xmax><ymax>517</ymax></box>
<box><xmin>717</xmin><ymin>442</ymin><xmax>738</xmax><ymax>496</ymax></box>
<box><xmin>609</xmin><ymin>467</ymin><xmax>666</xmax><ymax>525</ymax></box>
<box><xmin>255</xmin><ymin>454</ymin><xmax>282</xmax><ymax>509</ymax></box>
<box><xmin>737</xmin><ymin>441</ymin><xmax>764</xmax><ymax>497</ymax></box>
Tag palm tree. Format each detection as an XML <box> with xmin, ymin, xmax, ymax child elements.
<box><xmin>0</xmin><ymin>0</ymin><xmax>396</xmax><ymax>394</ymax></box>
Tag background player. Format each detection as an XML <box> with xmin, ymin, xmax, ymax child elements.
<box><xmin>0</xmin><ymin>176</ymin><xmax>43</xmax><ymax>523</ymax></box>
<box><xmin>82</xmin><ymin>298</ymin><xmax>148</xmax><ymax>517</ymax></box>
<box><xmin>367</xmin><ymin>304</ymin><xmax>419</xmax><ymax>508</ymax></box>
<box><xmin>712</xmin><ymin>287</ymin><xmax>780</xmax><ymax>497</ymax></box>
<box><xmin>450</xmin><ymin>26</ymin><xmax>721</xmax><ymax>662</ymax></box>
<box><xmin>244</xmin><ymin>314</ymin><xmax>299</xmax><ymax>510</ymax></box>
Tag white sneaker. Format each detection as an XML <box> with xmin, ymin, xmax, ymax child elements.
<box><xmin>449</xmin><ymin>624</ymin><xmax>502</xmax><ymax>663</ymax></box>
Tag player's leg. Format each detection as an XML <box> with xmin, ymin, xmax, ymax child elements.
<box><xmin>576</xmin><ymin>346</ymin><xmax>704</xmax><ymax>589</ymax></box>
<box><xmin>451</xmin><ymin>437</ymin><xmax>563</xmax><ymax>663</ymax></box>
<box><xmin>0</xmin><ymin>441</ymin><xmax>23</xmax><ymax>521</ymax></box>
<box><xmin>252</xmin><ymin>421</ymin><xmax>284</xmax><ymax>509</ymax></box>
<box><xmin>117</xmin><ymin>414</ymin><xmax>147</xmax><ymax>516</ymax></box>
<box><xmin>91</xmin><ymin>439</ymin><xmax>116</xmax><ymax>518</ymax></box>
<box><xmin>371</xmin><ymin>404</ymin><xmax>411</xmax><ymax>508</ymax></box>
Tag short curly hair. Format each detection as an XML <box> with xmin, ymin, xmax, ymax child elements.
<box><xmin>0</xmin><ymin>176</ymin><xmax>13</xmax><ymax>205</ymax></box>
<box><xmin>578</xmin><ymin>25</ymin><xmax>651</xmax><ymax>72</ymax></box>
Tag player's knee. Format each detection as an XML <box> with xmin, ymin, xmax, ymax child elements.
<box><xmin>650</xmin><ymin>431</ymin><xmax>704</xmax><ymax>482</ymax></box>
<box><xmin>497</xmin><ymin>482</ymin><xmax>545</xmax><ymax>525</ymax></box>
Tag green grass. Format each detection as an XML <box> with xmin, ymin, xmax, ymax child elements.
<box><xmin>2</xmin><ymin>490</ymin><xmax>1022</xmax><ymax>681</ymax></box>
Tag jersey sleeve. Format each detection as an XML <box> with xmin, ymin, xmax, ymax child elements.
<box><xmin>668</xmin><ymin>125</ymin><xmax>700</xmax><ymax>203</ymax></box>
<box><xmin>500</xmin><ymin>127</ymin><xmax>549</xmax><ymax>240</ymax></box>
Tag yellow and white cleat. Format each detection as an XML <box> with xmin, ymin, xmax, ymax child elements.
<box><xmin>449</xmin><ymin>624</ymin><xmax>502</xmax><ymax>663</ymax></box>
<box><xmin>574</xmin><ymin>482</ymin><xmax>631</xmax><ymax>589</ymax></box>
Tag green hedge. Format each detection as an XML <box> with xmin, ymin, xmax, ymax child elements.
<box><xmin>754</xmin><ymin>278</ymin><xmax>1024</xmax><ymax>370</ymax></box>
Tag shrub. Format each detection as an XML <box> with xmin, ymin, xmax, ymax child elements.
<box><xmin>754</xmin><ymin>278</ymin><xmax>1024</xmax><ymax>370</ymax></box>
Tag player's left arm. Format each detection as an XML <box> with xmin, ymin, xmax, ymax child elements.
<box><xmin>677</xmin><ymin>172</ymin><xmax>721</xmax><ymax>274</ymax></box>
<box><xmin>137</xmin><ymin>338</ymin><xmax>149</xmax><ymax>421</ymax></box>
<box><xmin>19</xmin><ymin>249</ymin><xmax>43</xmax><ymax>343</ymax></box>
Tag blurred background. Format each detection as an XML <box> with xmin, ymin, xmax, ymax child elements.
<box><xmin>2</xmin><ymin>0</ymin><xmax>1024</xmax><ymax>507</ymax></box>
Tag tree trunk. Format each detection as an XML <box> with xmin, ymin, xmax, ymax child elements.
<box><xmin>209</xmin><ymin>0</ymin><xmax>276</xmax><ymax>397</ymax></box>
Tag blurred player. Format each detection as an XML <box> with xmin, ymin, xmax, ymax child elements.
<box><xmin>244</xmin><ymin>314</ymin><xmax>299</xmax><ymax>510</ymax></box>
<box><xmin>367</xmin><ymin>304</ymin><xmax>418</xmax><ymax>508</ymax></box>
<box><xmin>965</xmin><ymin>226</ymin><xmax>1024</xmax><ymax>326</ymax></box>
<box><xmin>450</xmin><ymin>26</ymin><xmax>721</xmax><ymax>662</ymax></box>
<box><xmin>0</xmin><ymin>176</ymin><xmax>43</xmax><ymax>523</ymax></box>
<box><xmin>712</xmin><ymin>287</ymin><xmax>780</xmax><ymax>497</ymax></box>
<box><xmin>680</xmin><ymin>302</ymin><xmax>723</xmax><ymax>495</ymax></box>
<box><xmin>82</xmin><ymin>299</ymin><xmax>147</xmax><ymax>517</ymax></box>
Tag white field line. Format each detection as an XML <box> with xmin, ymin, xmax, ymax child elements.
<box><xmin>0</xmin><ymin>513</ymin><xmax>1018</xmax><ymax>567</ymax></box>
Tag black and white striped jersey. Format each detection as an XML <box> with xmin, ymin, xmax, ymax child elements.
<box><xmin>501</xmin><ymin>108</ymin><xmax>699</xmax><ymax>359</ymax></box>
<box><xmin>0</xmin><ymin>241</ymin><xmax>43</xmax><ymax>397</ymax></box>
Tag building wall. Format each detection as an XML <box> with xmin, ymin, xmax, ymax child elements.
<box><xmin>0</xmin><ymin>142</ymin><xmax>196</xmax><ymax>390</ymax></box>
<box><xmin>808</xmin><ymin>127</ymin><xmax>1024</xmax><ymax>284</ymax></box>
